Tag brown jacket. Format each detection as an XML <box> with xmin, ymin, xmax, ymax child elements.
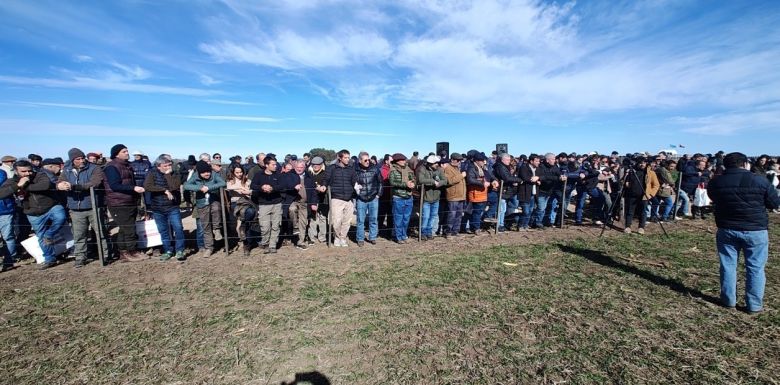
<box><xmin>443</xmin><ymin>164</ymin><xmax>466</xmax><ymax>201</ymax></box>
<box><xmin>643</xmin><ymin>169</ymin><xmax>660</xmax><ymax>201</ymax></box>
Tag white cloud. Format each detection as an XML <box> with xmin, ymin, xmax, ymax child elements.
<box><xmin>241</xmin><ymin>128</ymin><xmax>397</xmax><ymax>136</ymax></box>
<box><xmin>199</xmin><ymin>74</ymin><xmax>222</xmax><ymax>86</ymax></box>
<box><xmin>73</xmin><ymin>55</ymin><xmax>93</xmax><ymax>63</ymax></box>
<box><xmin>200</xmin><ymin>29</ymin><xmax>392</xmax><ymax>69</ymax></box>
<box><xmin>178</xmin><ymin>115</ymin><xmax>281</xmax><ymax>122</ymax></box>
<box><xmin>673</xmin><ymin>108</ymin><xmax>780</xmax><ymax>136</ymax></box>
<box><xmin>0</xmin><ymin>75</ymin><xmax>220</xmax><ymax>97</ymax></box>
<box><xmin>14</xmin><ymin>101</ymin><xmax>119</xmax><ymax>111</ymax></box>
<box><xmin>204</xmin><ymin>99</ymin><xmax>261</xmax><ymax>106</ymax></box>
<box><xmin>0</xmin><ymin>119</ymin><xmax>235</xmax><ymax>137</ymax></box>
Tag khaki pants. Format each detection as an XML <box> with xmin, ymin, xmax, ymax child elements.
<box><xmin>330</xmin><ymin>199</ymin><xmax>354</xmax><ymax>243</ymax></box>
<box><xmin>196</xmin><ymin>201</ymin><xmax>222</xmax><ymax>251</ymax></box>
<box><xmin>288</xmin><ymin>200</ymin><xmax>309</xmax><ymax>237</ymax></box>
<box><xmin>258</xmin><ymin>203</ymin><xmax>282</xmax><ymax>248</ymax></box>
<box><xmin>70</xmin><ymin>209</ymin><xmax>110</xmax><ymax>262</ymax></box>
<box><xmin>308</xmin><ymin>211</ymin><xmax>327</xmax><ymax>243</ymax></box>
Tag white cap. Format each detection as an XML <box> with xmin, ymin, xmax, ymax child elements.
<box><xmin>132</xmin><ymin>150</ymin><xmax>144</xmax><ymax>156</ymax></box>
<box><xmin>425</xmin><ymin>155</ymin><xmax>441</xmax><ymax>164</ymax></box>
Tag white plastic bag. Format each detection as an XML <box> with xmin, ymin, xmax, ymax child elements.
<box><xmin>21</xmin><ymin>226</ymin><xmax>74</xmax><ymax>264</ymax></box>
<box><xmin>135</xmin><ymin>219</ymin><xmax>162</xmax><ymax>248</ymax></box>
<box><xmin>693</xmin><ymin>185</ymin><xmax>710</xmax><ymax>207</ymax></box>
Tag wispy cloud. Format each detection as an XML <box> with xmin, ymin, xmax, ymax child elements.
<box><xmin>242</xmin><ymin>128</ymin><xmax>398</xmax><ymax>137</ymax></box>
<box><xmin>204</xmin><ymin>99</ymin><xmax>262</xmax><ymax>106</ymax></box>
<box><xmin>0</xmin><ymin>119</ymin><xmax>236</xmax><ymax>137</ymax></box>
<box><xmin>73</xmin><ymin>54</ymin><xmax>93</xmax><ymax>63</ymax></box>
<box><xmin>178</xmin><ymin>115</ymin><xmax>281</xmax><ymax>122</ymax></box>
<box><xmin>0</xmin><ymin>75</ymin><xmax>220</xmax><ymax>96</ymax></box>
<box><xmin>672</xmin><ymin>107</ymin><xmax>780</xmax><ymax>136</ymax></box>
<box><xmin>14</xmin><ymin>101</ymin><xmax>119</xmax><ymax>111</ymax></box>
<box><xmin>311</xmin><ymin>112</ymin><xmax>373</xmax><ymax>121</ymax></box>
<box><xmin>199</xmin><ymin>74</ymin><xmax>221</xmax><ymax>86</ymax></box>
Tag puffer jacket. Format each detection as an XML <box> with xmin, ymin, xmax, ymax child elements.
<box><xmin>324</xmin><ymin>163</ymin><xmax>357</xmax><ymax>201</ymax></box>
<box><xmin>0</xmin><ymin>170</ymin><xmax>16</xmax><ymax>215</ymax></box>
<box><xmin>59</xmin><ymin>162</ymin><xmax>104</xmax><ymax>210</ymax></box>
<box><xmin>389</xmin><ymin>163</ymin><xmax>416</xmax><ymax>199</ymax></box>
<box><xmin>355</xmin><ymin>165</ymin><xmax>383</xmax><ymax>202</ymax></box>
<box><xmin>708</xmin><ymin>168</ymin><xmax>780</xmax><ymax>231</ymax></box>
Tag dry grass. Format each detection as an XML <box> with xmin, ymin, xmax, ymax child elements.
<box><xmin>1</xmin><ymin>217</ymin><xmax>779</xmax><ymax>384</ymax></box>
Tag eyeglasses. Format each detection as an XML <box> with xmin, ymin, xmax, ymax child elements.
<box><xmin>214</xmin><ymin>156</ymin><xmax>221</xmax><ymax>159</ymax></box>
<box><xmin>360</xmin><ymin>159</ymin><xmax>370</xmax><ymax>163</ymax></box>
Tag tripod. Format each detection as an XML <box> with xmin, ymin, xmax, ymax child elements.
<box><xmin>600</xmin><ymin>166</ymin><xmax>668</xmax><ymax>237</ymax></box>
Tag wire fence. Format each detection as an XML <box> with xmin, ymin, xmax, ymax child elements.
<box><xmin>1</xmin><ymin>180</ymin><xmax>697</xmax><ymax>266</ymax></box>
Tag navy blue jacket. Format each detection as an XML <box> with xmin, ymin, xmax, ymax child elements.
<box><xmin>707</xmin><ymin>168</ymin><xmax>780</xmax><ymax>231</ymax></box>
<box><xmin>0</xmin><ymin>170</ymin><xmax>15</xmax><ymax>215</ymax></box>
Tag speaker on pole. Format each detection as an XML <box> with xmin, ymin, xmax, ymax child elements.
<box><xmin>496</xmin><ymin>143</ymin><xmax>508</xmax><ymax>155</ymax></box>
<box><xmin>436</xmin><ymin>142</ymin><xmax>450</xmax><ymax>158</ymax></box>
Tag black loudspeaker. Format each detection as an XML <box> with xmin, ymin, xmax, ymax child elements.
<box><xmin>436</xmin><ymin>142</ymin><xmax>450</xmax><ymax>157</ymax></box>
<box><xmin>496</xmin><ymin>143</ymin><xmax>508</xmax><ymax>155</ymax></box>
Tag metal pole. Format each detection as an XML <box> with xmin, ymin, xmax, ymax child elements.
<box><xmin>672</xmin><ymin>171</ymin><xmax>683</xmax><ymax>221</ymax></box>
<box><xmin>326</xmin><ymin>188</ymin><xmax>332</xmax><ymax>248</ymax></box>
<box><xmin>495</xmin><ymin>180</ymin><xmax>504</xmax><ymax>235</ymax></box>
<box><xmin>418</xmin><ymin>184</ymin><xmax>424</xmax><ymax>242</ymax></box>
<box><xmin>560</xmin><ymin>177</ymin><xmax>567</xmax><ymax>229</ymax></box>
<box><xmin>89</xmin><ymin>187</ymin><xmax>105</xmax><ymax>266</ymax></box>
<box><xmin>219</xmin><ymin>188</ymin><xmax>230</xmax><ymax>255</ymax></box>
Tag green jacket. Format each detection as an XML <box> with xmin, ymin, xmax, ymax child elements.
<box><xmin>389</xmin><ymin>163</ymin><xmax>416</xmax><ymax>198</ymax></box>
<box><xmin>415</xmin><ymin>165</ymin><xmax>448</xmax><ymax>202</ymax></box>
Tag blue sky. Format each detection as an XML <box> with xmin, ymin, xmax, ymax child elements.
<box><xmin>1</xmin><ymin>0</ymin><xmax>779</xmax><ymax>160</ymax></box>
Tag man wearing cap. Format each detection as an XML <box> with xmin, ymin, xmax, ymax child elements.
<box><xmin>184</xmin><ymin>160</ymin><xmax>227</xmax><ymax>257</ymax></box>
<box><xmin>466</xmin><ymin>152</ymin><xmax>496</xmax><ymax>234</ymax></box>
<box><xmin>57</xmin><ymin>148</ymin><xmax>109</xmax><ymax>267</ymax></box>
<box><xmin>354</xmin><ymin>152</ymin><xmax>383</xmax><ymax>246</ymax></box>
<box><xmin>103</xmin><ymin>144</ymin><xmax>146</xmax><ymax>262</ymax></box>
<box><xmin>389</xmin><ymin>153</ymin><xmax>416</xmax><ymax>243</ymax></box>
<box><xmin>708</xmin><ymin>152</ymin><xmax>780</xmax><ymax>314</ymax></box>
<box><xmin>443</xmin><ymin>153</ymin><xmax>467</xmax><ymax>237</ymax></box>
<box><xmin>307</xmin><ymin>156</ymin><xmax>329</xmax><ymax>244</ymax></box>
<box><xmin>41</xmin><ymin>158</ymin><xmax>63</xmax><ymax>183</ymax></box>
<box><xmin>1</xmin><ymin>155</ymin><xmax>16</xmax><ymax>178</ymax></box>
<box><xmin>623</xmin><ymin>157</ymin><xmax>659</xmax><ymax>235</ymax></box>
<box><xmin>28</xmin><ymin>154</ymin><xmax>42</xmax><ymax>172</ymax></box>
<box><xmin>416</xmin><ymin>154</ymin><xmax>448</xmax><ymax>240</ymax></box>
<box><xmin>0</xmin><ymin>160</ymin><xmax>67</xmax><ymax>269</ymax></box>
<box><xmin>323</xmin><ymin>149</ymin><xmax>358</xmax><ymax>247</ymax></box>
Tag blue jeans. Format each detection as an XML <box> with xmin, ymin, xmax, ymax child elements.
<box><xmin>677</xmin><ymin>190</ymin><xmax>691</xmax><ymax>216</ymax></box>
<box><xmin>153</xmin><ymin>209</ymin><xmax>185</xmax><ymax>254</ymax></box>
<box><xmin>651</xmin><ymin>196</ymin><xmax>674</xmax><ymax>220</ymax></box>
<box><xmin>518</xmin><ymin>198</ymin><xmax>535</xmax><ymax>229</ymax></box>
<box><xmin>717</xmin><ymin>229</ymin><xmax>769</xmax><ymax>312</ymax></box>
<box><xmin>469</xmin><ymin>202</ymin><xmax>487</xmax><ymax>232</ymax></box>
<box><xmin>546</xmin><ymin>188</ymin><xmax>572</xmax><ymax>225</ymax></box>
<box><xmin>26</xmin><ymin>205</ymin><xmax>67</xmax><ymax>264</ymax></box>
<box><xmin>575</xmin><ymin>187</ymin><xmax>606</xmax><ymax>223</ymax></box>
<box><xmin>356</xmin><ymin>198</ymin><xmax>379</xmax><ymax>242</ymax></box>
<box><xmin>392</xmin><ymin>196</ymin><xmax>413</xmax><ymax>241</ymax></box>
<box><xmin>500</xmin><ymin>197</ymin><xmax>519</xmax><ymax>228</ymax></box>
<box><xmin>420</xmin><ymin>200</ymin><xmax>439</xmax><ymax>237</ymax></box>
<box><xmin>485</xmin><ymin>191</ymin><xmax>498</xmax><ymax>219</ymax></box>
<box><xmin>0</xmin><ymin>213</ymin><xmax>17</xmax><ymax>266</ymax></box>
<box><xmin>195</xmin><ymin>218</ymin><xmax>205</xmax><ymax>249</ymax></box>
<box><xmin>532</xmin><ymin>195</ymin><xmax>550</xmax><ymax>227</ymax></box>
<box><xmin>447</xmin><ymin>201</ymin><xmax>465</xmax><ymax>235</ymax></box>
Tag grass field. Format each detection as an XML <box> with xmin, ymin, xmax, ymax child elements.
<box><xmin>1</xmin><ymin>218</ymin><xmax>778</xmax><ymax>384</ymax></box>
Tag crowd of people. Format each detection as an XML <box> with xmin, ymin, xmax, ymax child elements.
<box><xmin>1</xmin><ymin>145</ymin><xmax>778</xmax><ymax>272</ymax></box>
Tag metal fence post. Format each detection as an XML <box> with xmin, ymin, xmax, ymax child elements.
<box><xmin>418</xmin><ymin>184</ymin><xmax>424</xmax><ymax>242</ymax></box>
<box><xmin>326</xmin><ymin>188</ymin><xmax>332</xmax><ymax>248</ymax></box>
<box><xmin>89</xmin><ymin>187</ymin><xmax>105</xmax><ymax>266</ymax></box>
<box><xmin>495</xmin><ymin>180</ymin><xmax>504</xmax><ymax>235</ymax></box>
<box><xmin>219</xmin><ymin>188</ymin><xmax>230</xmax><ymax>255</ymax></box>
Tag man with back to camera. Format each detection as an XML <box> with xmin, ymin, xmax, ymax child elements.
<box><xmin>707</xmin><ymin>152</ymin><xmax>780</xmax><ymax>314</ymax></box>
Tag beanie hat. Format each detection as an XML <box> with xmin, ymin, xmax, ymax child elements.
<box><xmin>68</xmin><ymin>148</ymin><xmax>86</xmax><ymax>162</ymax></box>
<box><xmin>196</xmin><ymin>160</ymin><xmax>211</xmax><ymax>174</ymax></box>
<box><xmin>110</xmin><ymin>144</ymin><xmax>127</xmax><ymax>159</ymax></box>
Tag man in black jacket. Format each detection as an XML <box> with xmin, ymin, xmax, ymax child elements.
<box><xmin>493</xmin><ymin>154</ymin><xmax>522</xmax><ymax>232</ymax></box>
<box><xmin>354</xmin><ymin>152</ymin><xmax>383</xmax><ymax>246</ymax></box>
<box><xmin>324</xmin><ymin>149</ymin><xmax>357</xmax><ymax>247</ymax></box>
<box><xmin>251</xmin><ymin>157</ymin><xmax>283</xmax><ymax>253</ymax></box>
<box><xmin>707</xmin><ymin>152</ymin><xmax>780</xmax><ymax>314</ymax></box>
<box><xmin>0</xmin><ymin>160</ymin><xmax>67</xmax><ymax>269</ymax></box>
